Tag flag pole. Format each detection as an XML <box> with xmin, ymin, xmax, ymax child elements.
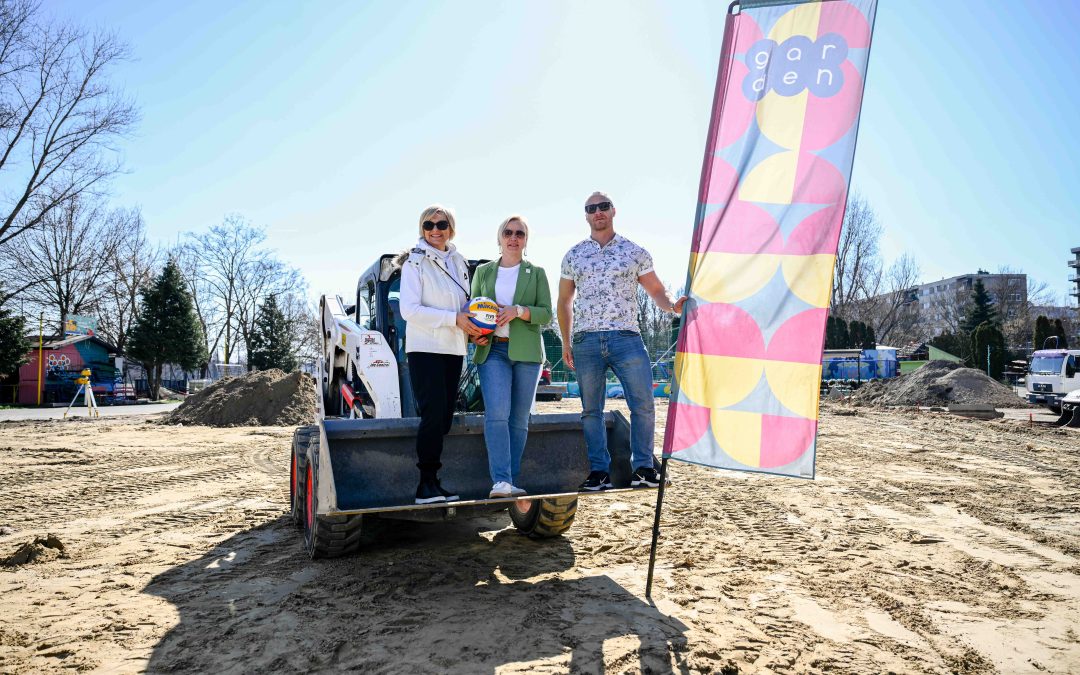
<box><xmin>645</xmin><ymin>455</ymin><xmax>670</xmax><ymax>600</ymax></box>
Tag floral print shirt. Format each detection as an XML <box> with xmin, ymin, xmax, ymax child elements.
<box><xmin>560</xmin><ymin>234</ymin><xmax>654</xmax><ymax>335</ymax></box>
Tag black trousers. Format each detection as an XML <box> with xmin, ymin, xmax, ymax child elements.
<box><xmin>408</xmin><ymin>351</ymin><xmax>463</xmax><ymax>478</ymax></box>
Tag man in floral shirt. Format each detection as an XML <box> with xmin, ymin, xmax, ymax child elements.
<box><xmin>558</xmin><ymin>191</ymin><xmax>686</xmax><ymax>491</ymax></box>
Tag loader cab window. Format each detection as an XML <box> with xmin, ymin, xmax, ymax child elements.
<box><xmin>357</xmin><ymin>283</ymin><xmax>375</xmax><ymax>330</ymax></box>
<box><xmin>387</xmin><ymin>277</ymin><xmax>407</xmax><ymax>359</ymax></box>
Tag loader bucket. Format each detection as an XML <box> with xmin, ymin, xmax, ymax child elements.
<box><xmin>1066</xmin><ymin>407</ymin><xmax>1080</xmax><ymax>428</ymax></box>
<box><xmin>320</xmin><ymin>411</ymin><xmax>636</xmax><ymax>514</ymax></box>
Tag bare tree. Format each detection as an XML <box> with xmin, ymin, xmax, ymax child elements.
<box><xmin>177</xmin><ymin>214</ymin><xmax>302</xmax><ymax>369</ymax></box>
<box><xmin>0</xmin><ymin>1</ymin><xmax>138</xmax><ymax>245</ymax></box>
<box><xmin>636</xmin><ymin>285</ymin><xmax>675</xmax><ymax>359</ymax></box>
<box><xmin>851</xmin><ymin>253</ymin><xmax>922</xmax><ymax>345</ymax></box>
<box><xmin>93</xmin><ymin>206</ymin><xmax>158</xmax><ymax>351</ymax></box>
<box><xmin>235</xmin><ymin>255</ymin><xmax>302</xmax><ymax>359</ymax></box>
<box><xmin>831</xmin><ymin>193</ymin><xmax>882</xmax><ymax>316</ymax></box>
<box><xmin>0</xmin><ymin>193</ymin><xmax>124</xmax><ymax>334</ymax></box>
<box><xmin>278</xmin><ymin>291</ymin><xmax>319</xmax><ymax>366</ymax></box>
<box><xmin>171</xmin><ymin>242</ymin><xmax>222</xmax><ymax>377</ymax></box>
<box><xmin>184</xmin><ymin>215</ymin><xmax>264</xmax><ymax>365</ymax></box>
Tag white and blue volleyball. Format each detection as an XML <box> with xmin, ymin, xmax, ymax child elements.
<box><xmin>468</xmin><ymin>297</ymin><xmax>498</xmax><ymax>335</ymax></box>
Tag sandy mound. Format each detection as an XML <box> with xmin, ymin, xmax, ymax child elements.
<box><xmin>2</xmin><ymin>535</ymin><xmax>66</xmax><ymax>567</ymax></box>
<box><xmin>162</xmin><ymin>369</ymin><xmax>317</xmax><ymax>427</ymax></box>
<box><xmin>851</xmin><ymin>360</ymin><xmax>1030</xmax><ymax>409</ymax></box>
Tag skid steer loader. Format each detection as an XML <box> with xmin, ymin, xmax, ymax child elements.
<box><xmin>289</xmin><ymin>253</ymin><xmax>653</xmax><ymax>558</ymax></box>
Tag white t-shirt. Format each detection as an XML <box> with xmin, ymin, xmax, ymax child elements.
<box><xmin>494</xmin><ymin>263</ymin><xmax>520</xmax><ymax>338</ymax></box>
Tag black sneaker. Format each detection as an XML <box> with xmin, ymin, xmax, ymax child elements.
<box><xmin>436</xmin><ymin>479</ymin><xmax>459</xmax><ymax>502</ymax></box>
<box><xmin>579</xmin><ymin>471</ymin><xmax>612</xmax><ymax>492</ymax></box>
<box><xmin>631</xmin><ymin>466</ymin><xmax>661</xmax><ymax>488</ymax></box>
<box><xmin>415</xmin><ymin>477</ymin><xmax>447</xmax><ymax>505</ymax></box>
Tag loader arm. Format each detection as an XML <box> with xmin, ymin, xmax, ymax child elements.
<box><xmin>320</xmin><ymin>294</ymin><xmax>402</xmax><ymax>419</ymax></box>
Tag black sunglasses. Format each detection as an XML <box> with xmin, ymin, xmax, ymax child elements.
<box><xmin>502</xmin><ymin>229</ymin><xmax>526</xmax><ymax>238</ymax></box>
<box><xmin>423</xmin><ymin>220</ymin><xmax>450</xmax><ymax>231</ymax></box>
<box><xmin>585</xmin><ymin>201</ymin><xmax>612</xmax><ymax>214</ymax></box>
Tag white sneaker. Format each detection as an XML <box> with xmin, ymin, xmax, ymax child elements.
<box><xmin>509</xmin><ymin>485</ymin><xmax>527</xmax><ymax>497</ymax></box>
<box><xmin>489</xmin><ymin>482</ymin><xmax>513</xmax><ymax>498</ymax></box>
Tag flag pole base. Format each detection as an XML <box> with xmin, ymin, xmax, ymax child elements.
<box><xmin>645</xmin><ymin>456</ymin><xmax>671</xmax><ymax>601</ymax></box>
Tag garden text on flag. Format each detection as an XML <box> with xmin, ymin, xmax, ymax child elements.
<box><xmin>663</xmin><ymin>0</ymin><xmax>878</xmax><ymax>478</ymax></box>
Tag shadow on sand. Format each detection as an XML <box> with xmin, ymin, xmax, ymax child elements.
<box><xmin>144</xmin><ymin>512</ymin><xmax>688</xmax><ymax>673</ymax></box>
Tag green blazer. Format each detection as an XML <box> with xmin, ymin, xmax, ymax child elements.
<box><xmin>470</xmin><ymin>259</ymin><xmax>552</xmax><ymax>364</ymax></box>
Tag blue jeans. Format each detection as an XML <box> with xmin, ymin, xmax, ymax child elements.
<box><xmin>478</xmin><ymin>341</ymin><xmax>542</xmax><ymax>485</ymax></box>
<box><xmin>572</xmin><ymin>330</ymin><xmax>656</xmax><ymax>473</ymax></box>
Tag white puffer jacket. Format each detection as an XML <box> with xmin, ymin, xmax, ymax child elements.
<box><xmin>398</xmin><ymin>239</ymin><xmax>470</xmax><ymax>356</ymax></box>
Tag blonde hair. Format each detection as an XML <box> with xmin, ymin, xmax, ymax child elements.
<box><xmin>496</xmin><ymin>214</ymin><xmax>529</xmax><ymax>253</ymax></box>
<box><xmin>418</xmin><ymin>204</ymin><xmax>457</xmax><ymax>240</ymax></box>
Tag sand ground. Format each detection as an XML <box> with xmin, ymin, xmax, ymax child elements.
<box><xmin>1</xmin><ymin>401</ymin><xmax>1078</xmax><ymax>674</ymax></box>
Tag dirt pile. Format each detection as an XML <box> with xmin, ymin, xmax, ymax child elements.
<box><xmin>2</xmin><ymin>535</ymin><xmax>66</xmax><ymax>567</ymax></box>
<box><xmin>851</xmin><ymin>360</ymin><xmax>1030</xmax><ymax>409</ymax></box>
<box><xmin>163</xmin><ymin>369</ymin><xmax>317</xmax><ymax>427</ymax></box>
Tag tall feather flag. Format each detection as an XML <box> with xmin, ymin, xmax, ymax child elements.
<box><xmin>666</xmin><ymin>0</ymin><xmax>877</xmax><ymax>478</ymax></box>
<box><xmin>647</xmin><ymin>0</ymin><xmax>878</xmax><ymax>595</ymax></box>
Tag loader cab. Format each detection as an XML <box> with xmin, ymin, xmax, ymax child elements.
<box><xmin>356</xmin><ymin>255</ymin><xmax>490</xmax><ymax>416</ymax></box>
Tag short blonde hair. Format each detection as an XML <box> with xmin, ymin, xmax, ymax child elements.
<box><xmin>418</xmin><ymin>204</ymin><xmax>457</xmax><ymax>240</ymax></box>
<box><xmin>496</xmin><ymin>214</ymin><xmax>529</xmax><ymax>251</ymax></box>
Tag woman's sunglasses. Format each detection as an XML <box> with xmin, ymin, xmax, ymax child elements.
<box><xmin>423</xmin><ymin>220</ymin><xmax>450</xmax><ymax>231</ymax></box>
<box><xmin>584</xmin><ymin>201</ymin><xmax>612</xmax><ymax>214</ymax></box>
<box><xmin>502</xmin><ymin>229</ymin><xmax>526</xmax><ymax>239</ymax></box>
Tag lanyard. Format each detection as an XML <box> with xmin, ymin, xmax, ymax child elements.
<box><xmin>433</xmin><ymin>255</ymin><xmax>470</xmax><ymax>301</ymax></box>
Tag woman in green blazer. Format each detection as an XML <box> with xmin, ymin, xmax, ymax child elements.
<box><xmin>471</xmin><ymin>215</ymin><xmax>552</xmax><ymax>498</ymax></box>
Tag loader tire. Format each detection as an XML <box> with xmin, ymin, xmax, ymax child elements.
<box><xmin>303</xmin><ymin>458</ymin><xmax>364</xmax><ymax>559</ymax></box>
<box><xmin>509</xmin><ymin>495</ymin><xmax>577</xmax><ymax>538</ymax></box>
<box><xmin>290</xmin><ymin>426</ymin><xmax>317</xmax><ymax>527</ymax></box>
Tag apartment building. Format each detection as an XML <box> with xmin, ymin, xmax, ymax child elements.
<box><xmin>912</xmin><ymin>271</ymin><xmax>1027</xmax><ymax>337</ymax></box>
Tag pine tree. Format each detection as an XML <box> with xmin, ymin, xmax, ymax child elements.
<box><xmin>127</xmin><ymin>260</ymin><xmax>208</xmax><ymax>400</ymax></box>
<box><xmin>248</xmin><ymin>295</ymin><xmax>298</xmax><ymax>372</ymax></box>
<box><xmin>0</xmin><ymin>293</ymin><xmax>30</xmax><ymax>378</ymax></box>
<box><xmin>960</xmin><ymin>279</ymin><xmax>998</xmax><ymax>334</ymax></box>
<box><xmin>1033</xmin><ymin>315</ymin><xmax>1053</xmax><ymax>350</ymax></box>
<box><xmin>971</xmin><ymin>322</ymin><xmax>1006</xmax><ymax>380</ymax></box>
<box><xmin>1054</xmin><ymin>319</ymin><xmax>1069</xmax><ymax>349</ymax></box>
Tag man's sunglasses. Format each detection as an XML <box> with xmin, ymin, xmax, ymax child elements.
<box><xmin>502</xmin><ymin>229</ymin><xmax>526</xmax><ymax>239</ymax></box>
<box><xmin>585</xmin><ymin>201</ymin><xmax>612</xmax><ymax>214</ymax></box>
<box><xmin>423</xmin><ymin>220</ymin><xmax>450</xmax><ymax>231</ymax></box>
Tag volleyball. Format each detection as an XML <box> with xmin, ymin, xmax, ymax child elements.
<box><xmin>468</xmin><ymin>297</ymin><xmax>498</xmax><ymax>335</ymax></box>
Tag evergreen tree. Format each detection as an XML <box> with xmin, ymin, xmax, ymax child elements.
<box><xmin>960</xmin><ymin>279</ymin><xmax>998</xmax><ymax>333</ymax></box>
<box><xmin>848</xmin><ymin>320</ymin><xmax>876</xmax><ymax>349</ymax></box>
<box><xmin>1033</xmin><ymin>315</ymin><xmax>1053</xmax><ymax>350</ymax></box>
<box><xmin>848</xmin><ymin>320</ymin><xmax>863</xmax><ymax>349</ymax></box>
<box><xmin>248</xmin><ymin>295</ymin><xmax>298</xmax><ymax>372</ymax></box>
<box><xmin>1054</xmin><ymin>319</ymin><xmax>1069</xmax><ymax>349</ymax></box>
<box><xmin>0</xmin><ymin>294</ymin><xmax>31</xmax><ymax>378</ymax></box>
<box><xmin>127</xmin><ymin>260</ymin><xmax>208</xmax><ymax>400</ymax></box>
<box><xmin>971</xmin><ymin>322</ymin><xmax>1006</xmax><ymax>380</ymax></box>
<box><xmin>825</xmin><ymin>316</ymin><xmax>847</xmax><ymax>349</ymax></box>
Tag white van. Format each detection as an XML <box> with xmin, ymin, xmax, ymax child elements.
<box><xmin>1027</xmin><ymin>349</ymin><xmax>1080</xmax><ymax>412</ymax></box>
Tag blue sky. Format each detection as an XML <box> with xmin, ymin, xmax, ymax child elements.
<box><xmin>48</xmin><ymin>0</ymin><xmax>1080</xmax><ymax>305</ymax></box>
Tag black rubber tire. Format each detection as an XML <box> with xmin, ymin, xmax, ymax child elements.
<box><xmin>509</xmin><ymin>495</ymin><xmax>577</xmax><ymax>538</ymax></box>
<box><xmin>302</xmin><ymin>438</ymin><xmax>364</xmax><ymax>559</ymax></box>
<box><xmin>290</xmin><ymin>426</ymin><xmax>317</xmax><ymax>527</ymax></box>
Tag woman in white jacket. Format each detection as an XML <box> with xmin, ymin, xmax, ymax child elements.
<box><xmin>399</xmin><ymin>204</ymin><xmax>484</xmax><ymax>504</ymax></box>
